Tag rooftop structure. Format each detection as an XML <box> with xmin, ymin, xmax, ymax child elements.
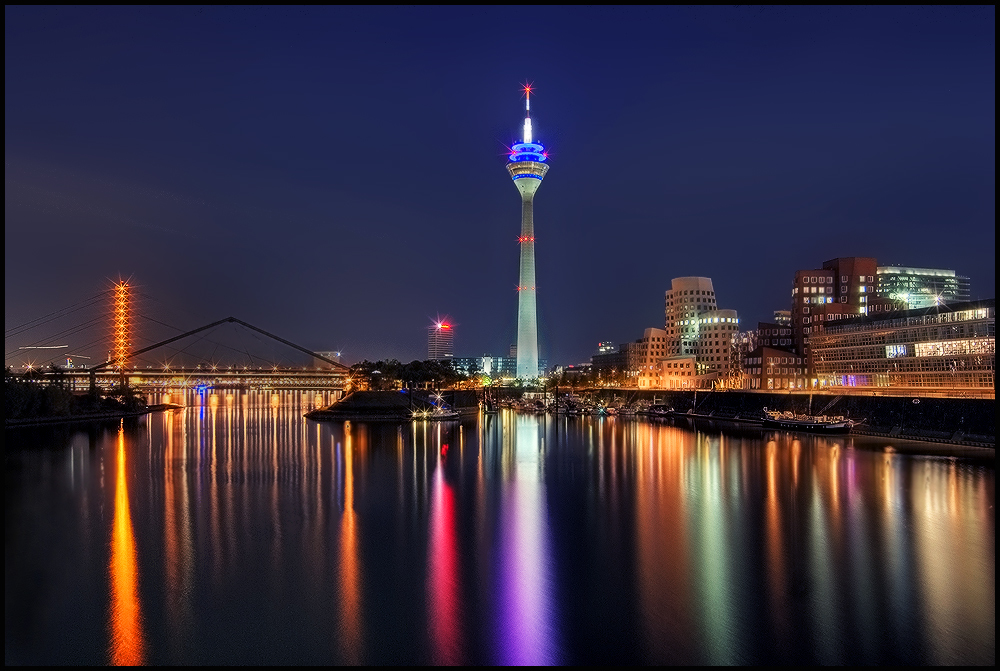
<box><xmin>876</xmin><ymin>266</ymin><xmax>971</xmax><ymax>309</ymax></box>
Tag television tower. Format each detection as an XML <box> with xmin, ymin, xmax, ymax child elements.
<box><xmin>507</xmin><ymin>83</ymin><xmax>549</xmax><ymax>379</ymax></box>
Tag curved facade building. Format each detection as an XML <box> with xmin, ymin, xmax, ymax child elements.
<box><xmin>662</xmin><ymin>277</ymin><xmax>739</xmax><ymax>387</ymax></box>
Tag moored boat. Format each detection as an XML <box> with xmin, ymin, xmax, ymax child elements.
<box><xmin>413</xmin><ymin>406</ymin><xmax>460</xmax><ymax>421</ymax></box>
<box><xmin>761</xmin><ymin>409</ymin><xmax>856</xmax><ymax>434</ymax></box>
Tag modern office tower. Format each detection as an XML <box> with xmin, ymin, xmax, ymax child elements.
<box><xmin>506</xmin><ymin>84</ymin><xmax>549</xmax><ymax>379</ymax></box>
<box><xmin>427</xmin><ymin>321</ymin><xmax>454</xmax><ymax>361</ymax></box>
<box><xmin>876</xmin><ymin>266</ymin><xmax>971</xmax><ymax>309</ymax></box>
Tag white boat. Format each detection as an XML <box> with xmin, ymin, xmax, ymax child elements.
<box><xmin>412</xmin><ymin>406</ymin><xmax>460</xmax><ymax>421</ymax></box>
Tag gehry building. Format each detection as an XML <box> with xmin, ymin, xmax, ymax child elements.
<box><xmin>591</xmin><ymin>277</ymin><xmax>741</xmax><ymax>389</ymax></box>
<box><xmin>661</xmin><ymin>277</ymin><xmax>740</xmax><ymax>387</ymax></box>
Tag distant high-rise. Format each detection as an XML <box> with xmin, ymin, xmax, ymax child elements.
<box><xmin>427</xmin><ymin>321</ymin><xmax>454</xmax><ymax>361</ymax></box>
<box><xmin>506</xmin><ymin>83</ymin><xmax>549</xmax><ymax>379</ymax></box>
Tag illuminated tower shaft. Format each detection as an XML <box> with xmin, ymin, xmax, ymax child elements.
<box><xmin>507</xmin><ymin>86</ymin><xmax>549</xmax><ymax>379</ymax></box>
<box><xmin>112</xmin><ymin>280</ymin><xmax>131</xmax><ymax>387</ymax></box>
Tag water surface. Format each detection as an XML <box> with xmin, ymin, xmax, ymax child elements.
<box><xmin>5</xmin><ymin>392</ymin><xmax>994</xmax><ymax>664</ymax></box>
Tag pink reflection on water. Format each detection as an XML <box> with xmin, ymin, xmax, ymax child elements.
<box><xmin>428</xmin><ymin>448</ymin><xmax>463</xmax><ymax>664</ymax></box>
<box><xmin>495</xmin><ymin>415</ymin><xmax>556</xmax><ymax>665</ymax></box>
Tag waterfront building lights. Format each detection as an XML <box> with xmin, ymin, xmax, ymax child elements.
<box><xmin>507</xmin><ymin>83</ymin><xmax>550</xmax><ymax>380</ymax></box>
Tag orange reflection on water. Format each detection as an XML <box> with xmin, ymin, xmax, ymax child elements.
<box><xmin>634</xmin><ymin>423</ymin><xmax>695</xmax><ymax>662</ymax></box>
<box><xmin>338</xmin><ymin>424</ymin><xmax>363</xmax><ymax>663</ymax></box>
<box><xmin>109</xmin><ymin>422</ymin><xmax>147</xmax><ymax>666</ymax></box>
<box><xmin>763</xmin><ymin>440</ymin><xmax>791</xmax><ymax>648</ymax></box>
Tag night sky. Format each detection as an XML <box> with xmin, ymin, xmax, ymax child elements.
<box><xmin>5</xmin><ymin>6</ymin><xmax>995</xmax><ymax>367</ymax></box>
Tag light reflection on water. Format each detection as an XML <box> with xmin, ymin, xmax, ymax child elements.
<box><xmin>109</xmin><ymin>421</ymin><xmax>146</xmax><ymax>666</ymax></box>
<box><xmin>3</xmin><ymin>392</ymin><xmax>994</xmax><ymax>664</ymax></box>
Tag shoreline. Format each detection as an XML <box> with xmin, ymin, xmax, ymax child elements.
<box><xmin>4</xmin><ymin>404</ymin><xmax>181</xmax><ymax>429</ymax></box>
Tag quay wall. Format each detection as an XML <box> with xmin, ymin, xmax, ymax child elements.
<box><xmin>588</xmin><ymin>389</ymin><xmax>994</xmax><ymax>446</ymax></box>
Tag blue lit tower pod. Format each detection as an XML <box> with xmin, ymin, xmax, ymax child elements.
<box><xmin>507</xmin><ymin>84</ymin><xmax>549</xmax><ymax>379</ymax></box>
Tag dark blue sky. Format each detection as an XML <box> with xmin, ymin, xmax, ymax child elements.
<box><xmin>5</xmin><ymin>6</ymin><xmax>995</xmax><ymax>367</ymax></box>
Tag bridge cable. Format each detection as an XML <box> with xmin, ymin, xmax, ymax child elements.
<box><xmin>4</xmin><ymin>290</ymin><xmax>112</xmax><ymax>338</ymax></box>
<box><xmin>5</xmin><ymin>315</ymin><xmax>107</xmax><ymax>361</ymax></box>
<box><xmin>132</xmin><ymin>313</ymin><xmax>261</xmax><ymax>368</ymax></box>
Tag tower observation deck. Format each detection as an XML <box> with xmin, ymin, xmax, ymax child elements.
<box><xmin>507</xmin><ymin>83</ymin><xmax>549</xmax><ymax>379</ymax></box>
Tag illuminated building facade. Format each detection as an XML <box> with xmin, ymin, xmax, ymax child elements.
<box><xmin>790</xmin><ymin>257</ymin><xmax>905</xmax><ymax>363</ymax></box>
<box><xmin>507</xmin><ymin>84</ymin><xmax>549</xmax><ymax>379</ymax></box>
<box><xmin>453</xmin><ymin>355</ymin><xmax>515</xmax><ymax>379</ymax></box>
<box><xmin>740</xmin><ymin>320</ymin><xmax>802</xmax><ymax>391</ymax></box>
<box><xmin>757</xmin><ymin>321</ymin><xmax>794</xmax><ymax>349</ymax></box>
<box><xmin>636</xmin><ymin>328</ymin><xmax>668</xmax><ymax>388</ymax></box>
<box><xmin>591</xmin><ymin>278</ymin><xmax>740</xmax><ymax>389</ymax></box>
<box><xmin>663</xmin><ymin>277</ymin><xmax>740</xmax><ymax>387</ymax></box>
<box><xmin>876</xmin><ymin>266</ymin><xmax>970</xmax><ymax>309</ymax></box>
<box><xmin>452</xmin><ymin>354</ymin><xmax>546</xmax><ymax>381</ymax></box>
<box><xmin>809</xmin><ymin>299</ymin><xmax>995</xmax><ymax>393</ymax></box>
<box><xmin>591</xmin><ymin>341</ymin><xmax>642</xmax><ymax>385</ymax></box>
<box><xmin>791</xmin><ymin>257</ymin><xmax>911</xmax><ymax>374</ymax></box>
<box><xmin>743</xmin><ymin>345</ymin><xmax>806</xmax><ymax>391</ymax></box>
<box><xmin>427</xmin><ymin>321</ymin><xmax>454</xmax><ymax>361</ymax></box>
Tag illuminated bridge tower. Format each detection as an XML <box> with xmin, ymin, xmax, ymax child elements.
<box><xmin>507</xmin><ymin>84</ymin><xmax>549</xmax><ymax>379</ymax></box>
<box><xmin>112</xmin><ymin>280</ymin><xmax>131</xmax><ymax>387</ymax></box>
